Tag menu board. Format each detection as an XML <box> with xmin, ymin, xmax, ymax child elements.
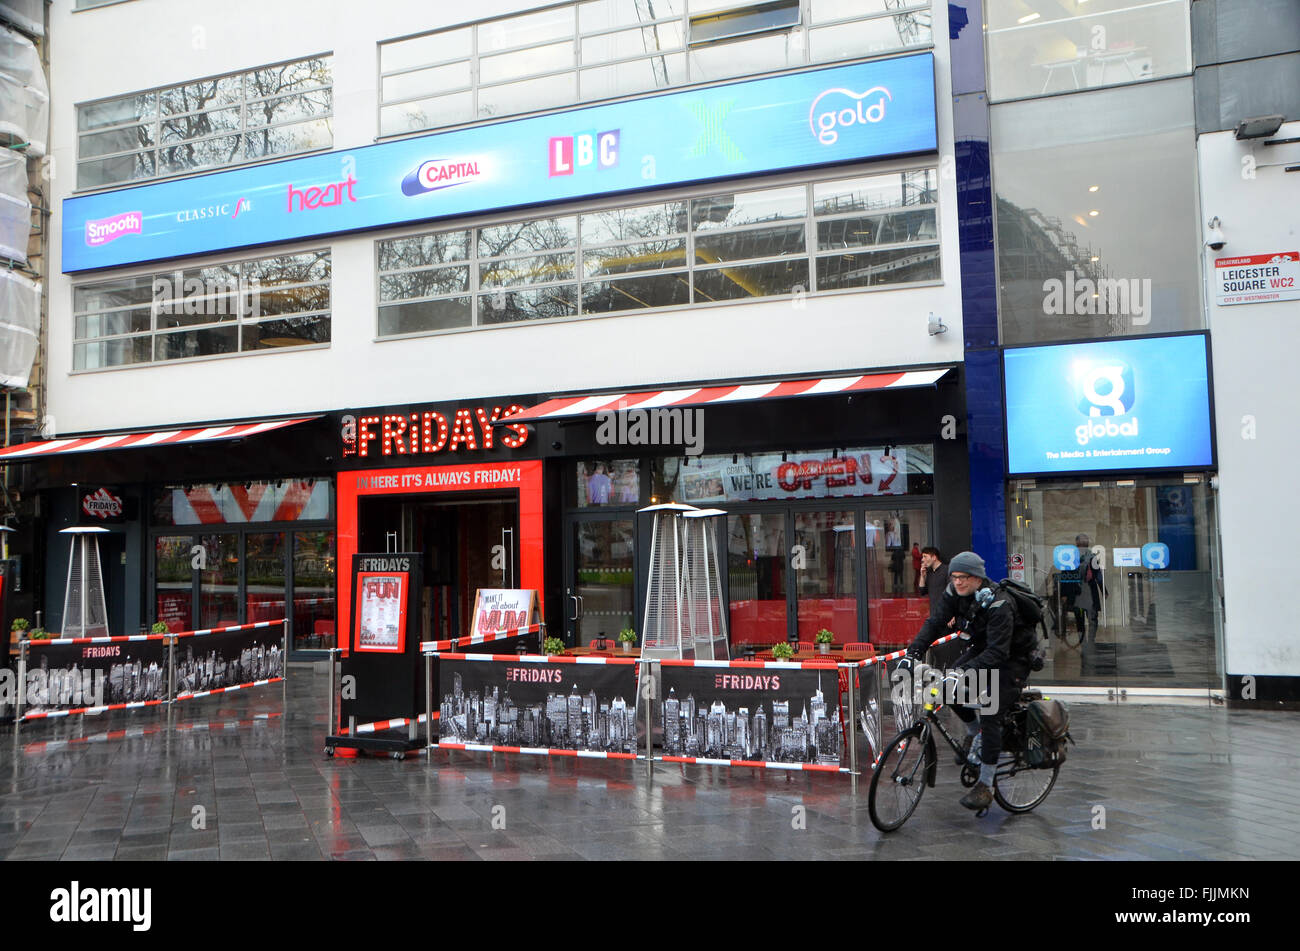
<box><xmin>356</xmin><ymin>573</ymin><xmax>407</xmax><ymax>652</ymax></box>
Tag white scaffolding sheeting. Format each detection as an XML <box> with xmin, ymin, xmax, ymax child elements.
<box><xmin>0</xmin><ymin>147</ymin><xmax>29</xmax><ymax>262</ymax></box>
<box><xmin>0</xmin><ymin>268</ymin><xmax>40</xmax><ymax>387</ymax></box>
<box><xmin>0</xmin><ymin>25</ymin><xmax>47</xmax><ymax>156</ymax></box>
<box><xmin>0</xmin><ymin>0</ymin><xmax>42</xmax><ymax>38</ymax></box>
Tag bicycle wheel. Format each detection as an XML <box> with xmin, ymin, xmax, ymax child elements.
<box><xmin>992</xmin><ymin>756</ymin><xmax>1059</xmax><ymax>813</ymax></box>
<box><xmin>869</xmin><ymin>725</ymin><xmax>932</xmax><ymax>832</ymax></box>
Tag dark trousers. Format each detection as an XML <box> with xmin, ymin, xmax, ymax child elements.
<box><xmin>951</xmin><ymin>663</ymin><xmax>1029</xmax><ymax>767</ymax></box>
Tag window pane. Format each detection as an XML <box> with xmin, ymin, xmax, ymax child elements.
<box><xmin>987</xmin><ymin>0</ymin><xmax>1191</xmax><ymax>103</ymax></box>
<box><xmin>78</xmin><ymin>93</ymin><xmax>155</xmax><ymax>132</ymax></box>
<box><xmin>478</xmin><ymin>285</ymin><xmax>578</xmax><ymax>324</ymax></box>
<box><xmin>378</xmin><ymin>266</ymin><xmax>470</xmax><ymax>302</ymax></box>
<box><xmin>579</xmin><ymin>54</ymin><xmax>687</xmax><ymax>100</ymax></box>
<box><xmin>80</xmin><ymin>124</ymin><xmax>151</xmax><ymax>159</ymax></box>
<box><xmin>816</xmin><ymin>246</ymin><xmax>940</xmax><ymax>289</ymax></box>
<box><xmin>199</xmin><ymin>534</ymin><xmax>239</xmax><ymax>629</ymax></box>
<box><xmin>810</xmin><ymin>0</ymin><xmax>929</xmax><ymax>21</ymax></box>
<box><xmin>157</xmin><ymin>133</ymin><xmax>243</xmax><ymax>175</ymax></box>
<box><xmin>480</xmin><ymin>41</ymin><xmax>575</xmax><ymax>85</ymax></box>
<box><xmin>580</xmin><ymin>0</ymin><xmax>685</xmax><ymax>33</ymax></box>
<box><xmin>156</xmin><ymin>298</ymin><xmax>239</xmax><ymax>329</ymax></box>
<box><xmin>246</xmin><ymin>88</ymin><xmax>333</xmax><ymax>127</ymax></box>
<box><xmin>378</xmin><ymin>231</ymin><xmax>472</xmax><ymax>270</ymax></box>
<box><xmin>251</xmin><ymin>284</ymin><xmax>330</xmax><ymax>318</ymax></box>
<box><xmin>75</xmin><ymin>308</ymin><xmax>153</xmax><ymax>339</ymax></box>
<box><xmin>77</xmin><ymin>151</ymin><xmax>155</xmax><ymax>188</ymax></box>
<box><xmin>381</xmin><ymin>28</ymin><xmax>472</xmax><ymax>73</ymax></box>
<box><xmin>154</xmin><ymin>535</ymin><xmax>193</xmax><ymax>633</ymax></box>
<box><xmin>993</xmin><ymin>80</ymin><xmax>1199</xmax><ymax>344</ymax></box>
<box><xmin>581</xmin><ymin>23</ymin><xmax>684</xmax><ymax>63</ymax></box>
<box><xmin>694</xmin><ymin>259</ymin><xmax>808</xmax><ymax>301</ymax></box>
<box><xmin>380</xmin><ymin>93</ymin><xmax>474</xmax><ymax>135</ymax></box>
<box><xmin>478</xmin><ymin>6</ymin><xmax>574</xmax><ymax>53</ymax></box>
<box><xmin>382</xmin><ymin>63</ymin><xmax>472</xmax><ymax>105</ymax></box>
<box><xmin>693</xmin><ymin>185</ymin><xmax>805</xmax><ymax>230</ymax></box>
<box><xmin>690</xmin><ymin>1</ymin><xmax>800</xmax><ymax>45</ymax></box>
<box><xmin>379</xmin><ymin>298</ymin><xmax>473</xmax><ymax>335</ymax></box>
<box><xmin>242</xmin><ymin>315</ymin><xmax>331</xmax><ymax>350</ymax></box>
<box><xmin>478</xmin><ymin>216</ymin><xmax>578</xmax><ymax>257</ymax></box>
<box><xmin>689</xmin><ymin>32</ymin><xmax>798</xmax><ymax>81</ymax></box>
<box><xmin>155</xmin><ymin>326</ymin><xmax>239</xmax><ymax>361</ymax></box>
<box><xmin>294</xmin><ymin>531</ymin><xmax>337</xmax><ymax>651</ymax></box>
<box><xmin>480</xmin><ymin>252</ymin><xmax>576</xmax><ymax>289</ymax></box>
<box><xmin>478</xmin><ymin>72</ymin><xmax>577</xmax><ymax>119</ymax></box>
<box><xmin>581</xmin><ymin>202</ymin><xmax>686</xmax><ymax>245</ymax></box>
<box><xmin>583</xmin><ymin>271</ymin><xmax>691</xmax><ymax>313</ymax></box>
<box><xmin>695</xmin><ymin>224</ymin><xmax>805</xmax><ymax>264</ymax></box>
<box><xmin>245</xmin><ymin>533</ymin><xmax>287</xmax><ymax>627</ymax></box>
<box><xmin>808</xmin><ymin>14</ymin><xmax>931</xmax><ymax>63</ymax></box>
<box><xmin>244</xmin><ymin>118</ymin><xmax>333</xmax><ymax>159</ymax></box>
<box><xmin>584</xmin><ymin>237</ymin><xmax>688</xmax><ymax>276</ymax></box>
<box><xmin>159</xmin><ymin>106</ymin><xmax>242</xmax><ymax>142</ymax></box>
<box><xmin>157</xmin><ymin>76</ymin><xmax>241</xmax><ymax>116</ymax></box>
<box><xmin>73</xmin><ymin>337</ymin><xmax>152</xmax><ymax>370</ymax></box>
<box><xmin>816</xmin><ymin>209</ymin><xmax>938</xmax><ymax>249</ymax></box>
<box><xmin>813</xmin><ymin>170</ymin><xmax>936</xmax><ymax>214</ymax></box>
<box><xmin>250</xmin><ymin>250</ymin><xmax>330</xmax><ymax>286</ymax></box>
<box><xmin>247</xmin><ymin>58</ymin><xmax>331</xmax><ymax>97</ymax></box>
<box><xmin>74</xmin><ymin>275</ymin><xmax>154</xmax><ymax>312</ymax></box>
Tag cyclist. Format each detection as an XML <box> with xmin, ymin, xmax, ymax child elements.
<box><xmin>898</xmin><ymin>551</ymin><xmax>1036</xmax><ymax>811</ymax></box>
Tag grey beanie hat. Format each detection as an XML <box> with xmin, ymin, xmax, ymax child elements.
<box><xmin>948</xmin><ymin>551</ymin><xmax>986</xmax><ymax>578</ymax></box>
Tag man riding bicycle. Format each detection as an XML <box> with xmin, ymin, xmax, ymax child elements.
<box><xmin>898</xmin><ymin>551</ymin><xmax>1037</xmax><ymax>811</ymax></box>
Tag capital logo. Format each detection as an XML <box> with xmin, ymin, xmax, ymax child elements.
<box><xmin>549</xmin><ymin>130</ymin><xmax>618</xmax><ymax>177</ymax></box>
<box><xmin>1141</xmin><ymin>542</ymin><xmax>1170</xmax><ymax>570</ymax></box>
<box><xmin>400</xmin><ymin>159</ymin><xmax>483</xmax><ymax>196</ymax></box>
<box><xmin>85</xmin><ymin>211</ymin><xmax>142</xmax><ymax>246</ymax></box>
<box><xmin>809</xmin><ymin>86</ymin><xmax>892</xmax><ymax>146</ymax></box>
<box><xmin>1075</xmin><ymin>361</ymin><xmax>1135</xmax><ymax>417</ymax></box>
<box><xmin>81</xmin><ymin>487</ymin><xmax>124</xmax><ymax>520</ymax></box>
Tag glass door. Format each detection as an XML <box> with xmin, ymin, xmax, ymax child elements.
<box><xmin>863</xmin><ymin>507</ymin><xmax>934</xmax><ymax>651</ymax></box>
<box><xmin>567</xmin><ymin>516</ymin><xmax>636</xmax><ymax>647</ymax></box>
<box><xmin>727</xmin><ymin>511</ymin><xmax>788</xmax><ymax>649</ymax></box>
<box><xmin>793</xmin><ymin>510</ymin><xmax>858</xmax><ymax>644</ymax></box>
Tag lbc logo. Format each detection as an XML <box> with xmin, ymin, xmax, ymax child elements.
<box><xmin>549</xmin><ymin>130</ymin><xmax>619</xmax><ymax>177</ymax></box>
<box><xmin>1075</xmin><ymin>362</ymin><xmax>1135</xmax><ymax>417</ymax></box>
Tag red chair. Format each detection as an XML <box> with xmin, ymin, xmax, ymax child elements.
<box><xmin>795</xmin><ymin>641</ymin><xmax>816</xmax><ymax>654</ymax></box>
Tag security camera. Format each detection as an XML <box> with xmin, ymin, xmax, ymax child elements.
<box><xmin>927</xmin><ymin>312</ymin><xmax>947</xmax><ymax>336</ymax></box>
<box><xmin>1205</xmin><ymin>217</ymin><xmax>1226</xmax><ymax>252</ymax></box>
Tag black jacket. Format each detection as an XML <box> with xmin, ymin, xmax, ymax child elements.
<box><xmin>906</xmin><ymin>582</ymin><xmax>1031</xmax><ymax>670</ymax></box>
<box><xmin>918</xmin><ymin>562</ymin><xmax>949</xmax><ymax>615</ymax></box>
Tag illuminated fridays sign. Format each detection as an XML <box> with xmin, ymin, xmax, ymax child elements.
<box><xmin>340</xmin><ymin>404</ymin><xmax>530</xmax><ymax>458</ymax></box>
<box><xmin>63</xmin><ymin>54</ymin><xmax>936</xmax><ymax>272</ymax></box>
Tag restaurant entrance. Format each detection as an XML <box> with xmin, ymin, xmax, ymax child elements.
<box><xmin>358</xmin><ymin>493</ymin><xmax>519</xmax><ymax>642</ymax></box>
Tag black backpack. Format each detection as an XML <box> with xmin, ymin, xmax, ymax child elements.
<box><xmin>995</xmin><ymin>578</ymin><xmax>1050</xmax><ymax>671</ymax></box>
<box><xmin>1024</xmin><ymin>698</ymin><xmax>1073</xmax><ymax>768</ymax></box>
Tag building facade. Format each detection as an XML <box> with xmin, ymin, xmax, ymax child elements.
<box><xmin>4</xmin><ymin>0</ymin><xmax>1295</xmax><ymax>702</ymax></box>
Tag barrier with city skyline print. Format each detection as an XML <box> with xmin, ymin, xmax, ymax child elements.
<box><xmin>171</xmin><ymin>620</ymin><xmax>286</xmax><ymax>701</ymax></box>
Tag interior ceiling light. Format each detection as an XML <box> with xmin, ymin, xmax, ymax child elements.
<box><xmin>1088</xmin><ymin>185</ymin><xmax>1099</xmax><ymax>192</ymax></box>
<box><xmin>1088</xmin><ymin>210</ymin><xmax>1099</xmax><ymax>217</ymax></box>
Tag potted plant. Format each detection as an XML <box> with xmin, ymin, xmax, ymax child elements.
<box><xmin>543</xmin><ymin>636</ymin><xmax>565</xmax><ymax>656</ymax></box>
<box><xmin>617</xmin><ymin>628</ymin><xmax>637</xmax><ymax>652</ymax></box>
<box><xmin>151</xmin><ymin>621</ymin><xmax>168</xmax><ymax>635</ymax></box>
<box><xmin>815</xmin><ymin>629</ymin><xmax>835</xmax><ymax>654</ymax></box>
<box><xmin>595</xmin><ymin>631</ymin><xmax>608</xmax><ymax>650</ymax></box>
<box><xmin>11</xmin><ymin>617</ymin><xmax>29</xmax><ymax>641</ymax></box>
<box><xmin>29</xmin><ymin>627</ymin><xmax>50</xmax><ymax>640</ymax></box>
<box><xmin>771</xmin><ymin>641</ymin><xmax>794</xmax><ymax>661</ymax></box>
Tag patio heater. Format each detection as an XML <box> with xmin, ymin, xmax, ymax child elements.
<box><xmin>638</xmin><ymin>502</ymin><xmax>697</xmax><ymax>661</ymax></box>
<box><xmin>681</xmin><ymin>508</ymin><xmax>730</xmax><ymax>661</ymax></box>
<box><xmin>59</xmin><ymin>526</ymin><xmax>111</xmax><ymax>637</ymax></box>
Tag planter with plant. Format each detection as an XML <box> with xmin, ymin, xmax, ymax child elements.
<box><xmin>815</xmin><ymin>629</ymin><xmax>834</xmax><ymax>653</ymax></box>
<box><xmin>617</xmin><ymin>628</ymin><xmax>637</xmax><ymax>652</ymax></box>
<box><xmin>543</xmin><ymin>636</ymin><xmax>565</xmax><ymax>656</ymax></box>
<box><xmin>152</xmin><ymin>621</ymin><xmax>168</xmax><ymax>635</ymax></box>
<box><xmin>771</xmin><ymin>641</ymin><xmax>794</xmax><ymax>661</ymax></box>
<box><xmin>11</xmin><ymin>617</ymin><xmax>29</xmax><ymax>642</ymax></box>
<box><xmin>29</xmin><ymin>627</ymin><xmax>50</xmax><ymax>640</ymax></box>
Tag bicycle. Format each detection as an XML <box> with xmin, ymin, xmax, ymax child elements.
<box><xmin>868</xmin><ymin>670</ymin><xmax>1061</xmax><ymax>832</ymax></box>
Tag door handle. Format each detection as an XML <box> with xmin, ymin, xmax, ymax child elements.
<box><xmin>567</xmin><ymin>593</ymin><xmax>579</xmax><ymax>623</ymax></box>
<box><xmin>577</xmin><ymin>595</ymin><xmax>585</xmax><ymax>619</ymax></box>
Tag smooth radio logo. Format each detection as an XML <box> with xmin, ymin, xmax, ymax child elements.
<box><xmin>1074</xmin><ymin>361</ymin><xmax>1138</xmax><ymax>445</ymax></box>
<box><xmin>809</xmin><ymin>86</ymin><xmax>891</xmax><ymax>146</ymax></box>
<box><xmin>85</xmin><ymin>211</ymin><xmax>142</xmax><ymax>246</ymax></box>
<box><xmin>548</xmin><ymin>130</ymin><xmax>619</xmax><ymax>176</ymax></box>
<box><xmin>401</xmin><ymin>158</ymin><xmax>483</xmax><ymax>196</ymax></box>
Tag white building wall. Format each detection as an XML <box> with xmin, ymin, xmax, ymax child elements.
<box><xmin>1198</xmin><ymin>121</ymin><xmax>1300</xmax><ymax>680</ymax></box>
<box><xmin>45</xmin><ymin>0</ymin><xmax>963</xmax><ymax>433</ymax></box>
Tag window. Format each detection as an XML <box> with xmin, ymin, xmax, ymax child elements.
<box><xmin>377</xmin><ymin>167</ymin><xmax>938</xmax><ymax>335</ymax></box>
<box><xmin>993</xmin><ymin>79</ymin><xmax>1199</xmax><ymax>345</ymax></box>
<box><xmin>74</xmin><ymin>0</ymin><xmax>131</xmax><ymax>8</ymax></box>
<box><xmin>378</xmin><ymin>1</ymin><xmax>931</xmax><ymax>137</ymax></box>
<box><xmin>73</xmin><ymin>249</ymin><xmax>331</xmax><ymax>370</ymax></box>
<box><xmin>76</xmin><ymin>55</ymin><xmax>332</xmax><ymax>189</ymax></box>
<box><xmin>986</xmin><ymin>0</ymin><xmax>1191</xmax><ymax>103</ymax></box>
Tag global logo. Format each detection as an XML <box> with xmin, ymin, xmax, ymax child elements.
<box><xmin>809</xmin><ymin>86</ymin><xmax>891</xmax><ymax>146</ymax></box>
<box><xmin>1074</xmin><ymin>360</ymin><xmax>1138</xmax><ymax>446</ymax></box>
<box><xmin>401</xmin><ymin>158</ymin><xmax>483</xmax><ymax>196</ymax></box>
<box><xmin>1141</xmin><ymin>542</ymin><xmax>1170</xmax><ymax>570</ymax></box>
<box><xmin>85</xmin><ymin>211</ymin><xmax>143</xmax><ymax>247</ymax></box>
<box><xmin>1053</xmin><ymin>545</ymin><xmax>1080</xmax><ymax>572</ymax></box>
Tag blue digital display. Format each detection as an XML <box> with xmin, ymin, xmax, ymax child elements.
<box><xmin>63</xmin><ymin>53</ymin><xmax>936</xmax><ymax>272</ymax></box>
<box><xmin>1004</xmin><ymin>334</ymin><xmax>1215</xmax><ymax>476</ymax></box>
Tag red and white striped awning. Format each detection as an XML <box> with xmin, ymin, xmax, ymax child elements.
<box><xmin>508</xmin><ymin>368</ymin><xmax>953</xmax><ymax>422</ymax></box>
<box><xmin>0</xmin><ymin>416</ymin><xmax>319</xmax><ymax>461</ymax></box>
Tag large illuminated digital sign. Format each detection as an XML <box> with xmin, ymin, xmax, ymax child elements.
<box><xmin>63</xmin><ymin>53</ymin><xmax>936</xmax><ymax>272</ymax></box>
<box><xmin>1004</xmin><ymin>333</ymin><xmax>1216</xmax><ymax>476</ymax></box>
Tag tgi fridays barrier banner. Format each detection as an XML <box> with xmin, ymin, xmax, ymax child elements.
<box><xmin>659</xmin><ymin>660</ymin><xmax>844</xmax><ymax>769</ymax></box>
<box><xmin>436</xmin><ymin>654</ymin><xmax>640</xmax><ymax>756</ymax></box>
<box><xmin>676</xmin><ymin>447</ymin><xmax>909</xmax><ymax>504</ymax></box>
<box><xmin>20</xmin><ymin>635</ymin><xmax>169</xmax><ymax>719</ymax></box>
<box><xmin>172</xmin><ymin>622</ymin><xmax>285</xmax><ymax>700</ymax></box>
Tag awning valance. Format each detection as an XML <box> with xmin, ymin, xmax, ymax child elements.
<box><xmin>0</xmin><ymin>416</ymin><xmax>320</xmax><ymax>461</ymax></box>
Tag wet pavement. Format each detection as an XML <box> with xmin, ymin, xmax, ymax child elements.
<box><xmin>1</xmin><ymin>666</ymin><xmax>1297</xmax><ymax>861</ymax></box>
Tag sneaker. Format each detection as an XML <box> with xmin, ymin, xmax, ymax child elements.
<box><xmin>956</xmin><ymin>732</ymin><xmax>981</xmax><ymax>766</ymax></box>
<box><xmin>960</xmin><ymin>783</ymin><xmax>993</xmax><ymax>810</ymax></box>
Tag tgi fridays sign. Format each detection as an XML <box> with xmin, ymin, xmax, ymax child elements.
<box><xmin>340</xmin><ymin>404</ymin><xmax>530</xmax><ymax>459</ymax></box>
<box><xmin>1214</xmin><ymin>252</ymin><xmax>1300</xmax><ymax>305</ymax></box>
<box><xmin>79</xmin><ymin>486</ymin><xmax>125</xmax><ymax>523</ymax></box>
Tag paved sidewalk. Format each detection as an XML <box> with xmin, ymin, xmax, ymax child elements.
<box><xmin>1</xmin><ymin>668</ymin><xmax>1297</xmax><ymax>861</ymax></box>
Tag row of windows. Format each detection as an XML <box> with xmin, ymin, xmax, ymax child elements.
<box><xmin>68</xmin><ymin>167</ymin><xmax>937</xmax><ymax>371</ymax></box>
<box><xmin>72</xmin><ymin>250</ymin><xmax>332</xmax><ymax>370</ymax></box>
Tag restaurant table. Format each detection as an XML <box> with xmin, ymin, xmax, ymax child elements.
<box><xmin>563</xmin><ymin>645</ymin><xmax>642</xmax><ymax>658</ymax></box>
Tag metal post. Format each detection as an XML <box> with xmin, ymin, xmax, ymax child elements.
<box><xmin>847</xmin><ymin>661</ymin><xmax>858</xmax><ymax>789</ymax></box>
<box><xmin>424</xmin><ymin>651</ymin><xmax>433</xmax><ymax>753</ymax></box>
<box><xmin>326</xmin><ymin>648</ymin><xmax>338</xmax><ymax>737</ymax></box>
<box><xmin>15</xmin><ymin>639</ymin><xmax>27</xmax><ymax>724</ymax></box>
<box><xmin>643</xmin><ymin>660</ymin><xmax>653</xmax><ymax>780</ymax></box>
<box><xmin>282</xmin><ymin>620</ymin><xmax>288</xmax><ymax>708</ymax></box>
<box><xmin>167</xmin><ymin>635</ymin><xmax>176</xmax><ymax>704</ymax></box>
